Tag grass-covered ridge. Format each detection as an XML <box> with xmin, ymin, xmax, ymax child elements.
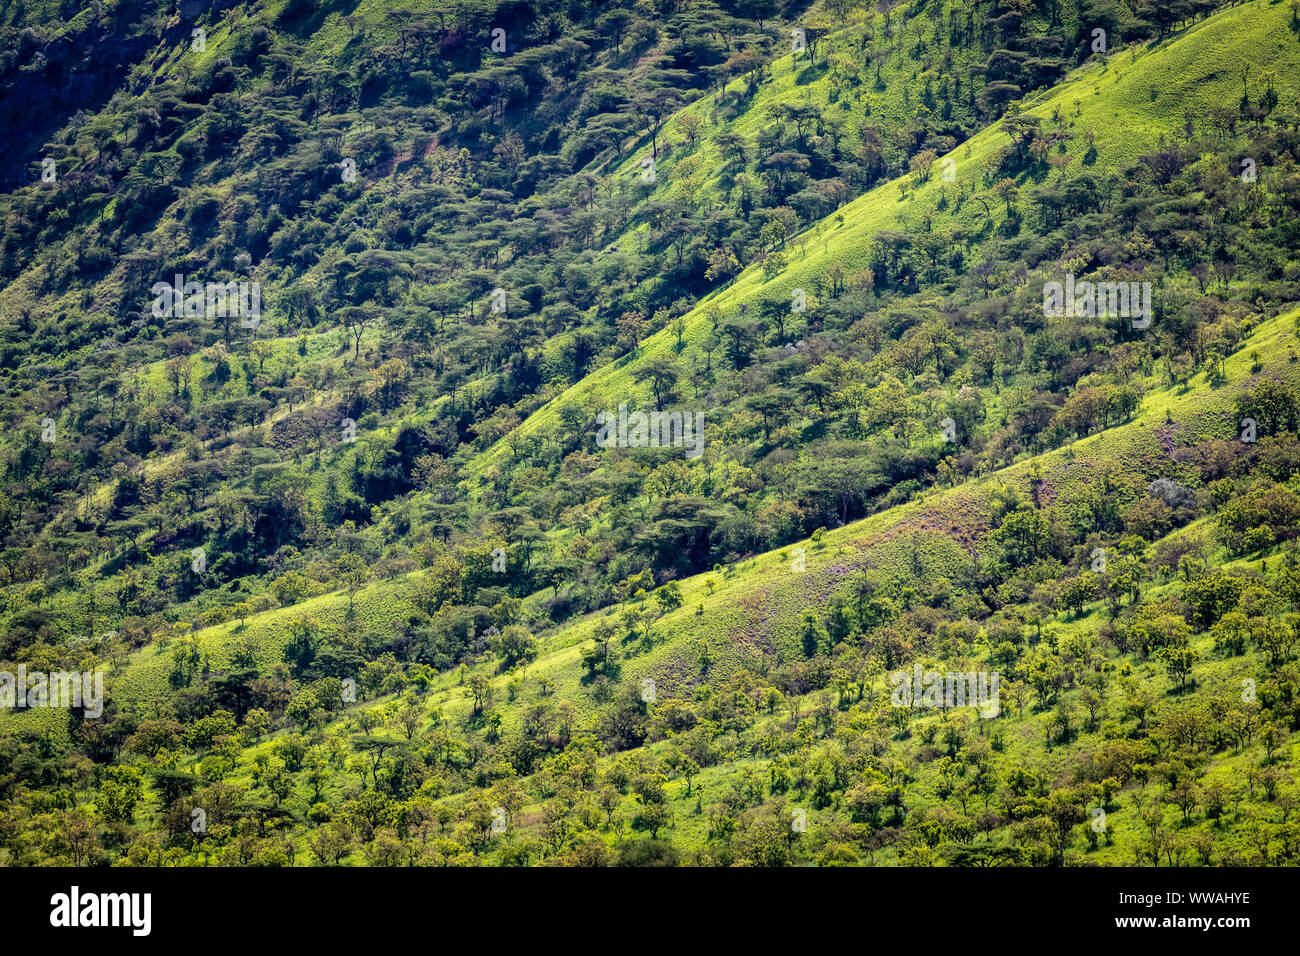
<box><xmin>2</xmin><ymin>0</ymin><xmax>1299</xmax><ymax>867</ymax></box>
<box><xmin>474</xmin><ymin>0</ymin><xmax>1300</xmax><ymax>473</ymax></box>
<box><xmin>23</xmin><ymin>296</ymin><xmax>1295</xmax><ymax>866</ymax></box>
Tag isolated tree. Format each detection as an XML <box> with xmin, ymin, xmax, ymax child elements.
<box><xmin>490</xmin><ymin>624</ymin><xmax>538</xmax><ymax>668</ymax></box>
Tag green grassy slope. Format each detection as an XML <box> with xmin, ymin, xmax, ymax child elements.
<box><xmin>14</xmin><ymin>0</ymin><xmax>1286</xmax><ymax>722</ymax></box>
<box><xmin>4</xmin><ymin>0</ymin><xmax>1299</xmax><ymax>868</ymax></box>
<box><xmin>59</xmin><ymin>296</ymin><xmax>1293</xmax><ymax>865</ymax></box>
<box><xmin>408</xmin><ymin>302</ymin><xmax>1300</xmax><ymax>724</ymax></box>
<box><xmin>470</xmin><ymin>0</ymin><xmax>1300</xmax><ymax>475</ymax></box>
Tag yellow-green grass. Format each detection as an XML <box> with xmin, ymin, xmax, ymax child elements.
<box><xmin>5</xmin><ymin>298</ymin><xmax>1294</xmax><ymax>759</ymax></box>
<box><xmin>189</xmin><ymin>297</ymin><xmax>1297</xmax><ymax>747</ymax></box>
<box><xmin>602</xmin><ymin>2</ymin><xmax>990</xmax><ymax>220</ymax></box>
<box><xmin>468</xmin><ymin>0</ymin><xmax>1300</xmax><ymax>477</ymax></box>
<box><xmin>7</xmin><ymin>2</ymin><xmax>1299</xmax><ymax>863</ymax></box>
<box><xmin>424</xmin><ymin>310</ymin><xmax>1300</xmax><ymax>739</ymax></box>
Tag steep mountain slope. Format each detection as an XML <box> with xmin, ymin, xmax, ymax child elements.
<box><xmin>475</xmin><ymin>0</ymin><xmax>1300</xmax><ymax>468</ymax></box>
<box><xmin>43</xmin><ymin>284</ymin><xmax>1297</xmax><ymax>867</ymax></box>
<box><xmin>1</xmin><ymin>0</ymin><xmax>1299</xmax><ymax>867</ymax></box>
<box><xmin>0</xmin><ymin>0</ymin><xmax>1201</xmax><ymax>643</ymax></box>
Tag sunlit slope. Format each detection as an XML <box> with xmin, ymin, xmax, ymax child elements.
<box><xmin>45</xmin><ymin>301</ymin><xmax>1293</xmax><ymax>743</ymax></box>
<box><xmin>439</xmin><ymin>303</ymin><xmax>1300</xmax><ymax>733</ymax></box>
<box><xmin>469</xmin><ymin>0</ymin><xmax>1300</xmax><ymax>477</ymax></box>
<box><xmin>595</xmin><ymin>0</ymin><xmax>1006</xmax><ymax>221</ymax></box>
<box><xmin>7</xmin><ymin>0</ymin><xmax>1297</xmax><ymax>739</ymax></box>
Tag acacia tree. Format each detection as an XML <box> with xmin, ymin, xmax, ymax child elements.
<box><xmin>1044</xmin><ymin>790</ymin><xmax>1087</xmax><ymax>865</ymax></box>
<box><xmin>340</xmin><ymin>307</ymin><xmax>374</xmax><ymax>363</ymax></box>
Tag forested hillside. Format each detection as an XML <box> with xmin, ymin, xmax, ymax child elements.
<box><xmin>1</xmin><ymin>0</ymin><xmax>1299</xmax><ymax>867</ymax></box>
